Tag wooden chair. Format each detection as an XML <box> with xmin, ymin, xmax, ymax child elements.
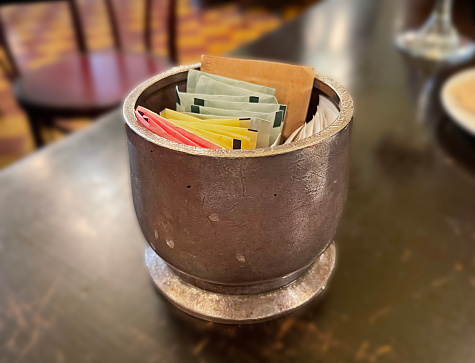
<box><xmin>0</xmin><ymin>0</ymin><xmax>177</xmax><ymax>147</ymax></box>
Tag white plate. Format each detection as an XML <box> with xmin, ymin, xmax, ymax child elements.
<box><xmin>441</xmin><ymin>67</ymin><xmax>475</xmax><ymax>136</ymax></box>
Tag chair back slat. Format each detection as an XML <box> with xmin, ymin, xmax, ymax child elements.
<box><xmin>143</xmin><ymin>0</ymin><xmax>177</xmax><ymax>63</ymax></box>
<box><xmin>104</xmin><ymin>0</ymin><xmax>122</xmax><ymax>50</ymax></box>
<box><xmin>108</xmin><ymin>0</ymin><xmax>177</xmax><ymax>63</ymax></box>
<box><xmin>167</xmin><ymin>0</ymin><xmax>177</xmax><ymax>63</ymax></box>
<box><xmin>67</xmin><ymin>0</ymin><xmax>87</xmax><ymax>53</ymax></box>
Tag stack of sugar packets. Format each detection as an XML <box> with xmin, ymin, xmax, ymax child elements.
<box><xmin>284</xmin><ymin>95</ymin><xmax>339</xmax><ymax>144</ymax></box>
<box><xmin>135</xmin><ymin>70</ymin><xmax>286</xmax><ymax>150</ymax></box>
<box><xmin>135</xmin><ymin>56</ymin><xmax>338</xmax><ymax>150</ymax></box>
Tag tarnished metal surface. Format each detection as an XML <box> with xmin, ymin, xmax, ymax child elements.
<box><xmin>124</xmin><ymin>64</ymin><xmax>353</xmax><ymax>294</ymax></box>
<box><xmin>145</xmin><ymin>242</ymin><xmax>336</xmax><ymax>324</ymax></box>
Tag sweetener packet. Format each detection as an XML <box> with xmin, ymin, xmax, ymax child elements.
<box><xmin>187</xmin><ymin>69</ymin><xmax>275</xmax><ymax>95</ymax></box>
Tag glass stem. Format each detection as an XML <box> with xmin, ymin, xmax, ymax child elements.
<box><xmin>427</xmin><ymin>0</ymin><xmax>455</xmax><ymax>31</ymax></box>
<box><xmin>433</xmin><ymin>0</ymin><xmax>453</xmax><ymax>18</ymax></box>
<box><xmin>418</xmin><ymin>0</ymin><xmax>458</xmax><ymax>47</ymax></box>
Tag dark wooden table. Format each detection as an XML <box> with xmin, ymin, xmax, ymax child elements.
<box><xmin>1</xmin><ymin>0</ymin><xmax>475</xmax><ymax>362</ymax></box>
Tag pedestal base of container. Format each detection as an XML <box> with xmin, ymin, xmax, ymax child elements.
<box><xmin>145</xmin><ymin>242</ymin><xmax>336</xmax><ymax>324</ymax></box>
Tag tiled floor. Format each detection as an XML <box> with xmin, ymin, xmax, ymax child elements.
<box><xmin>0</xmin><ymin>0</ymin><xmax>311</xmax><ymax>169</ymax></box>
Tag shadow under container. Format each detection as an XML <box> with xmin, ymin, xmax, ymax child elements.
<box><xmin>123</xmin><ymin>64</ymin><xmax>354</xmax><ymax>323</ymax></box>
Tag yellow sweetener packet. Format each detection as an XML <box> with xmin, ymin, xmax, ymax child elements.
<box><xmin>171</xmin><ymin>122</ymin><xmax>242</xmax><ymax>149</ymax></box>
<box><xmin>167</xmin><ymin>119</ymin><xmax>256</xmax><ymax>149</ymax></box>
<box><xmin>169</xmin><ymin>120</ymin><xmax>256</xmax><ymax>146</ymax></box>
<box><xmin>161</xmin><ymin>109</ymin><xmax>251</xmax><ymax>128</ymax></box>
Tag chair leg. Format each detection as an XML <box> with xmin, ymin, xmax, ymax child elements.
<box><xmin>25</xmin><ymin>111</ymin><xmax>47</xmax><ymax>148</ymax></box>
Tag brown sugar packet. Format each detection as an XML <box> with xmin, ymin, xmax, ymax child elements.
<box><xmin>201</xmin><ymin>55</ymin><xmax>314</xmax><ymax>140</ymax></box>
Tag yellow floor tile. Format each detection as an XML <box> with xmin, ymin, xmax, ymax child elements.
<box><xmin>178</xmin><ymin>36</ymin><xmax>205</xmax><ymax>47</ymax></box>
<box><xmin>0</xmin><ymin>116</ymin><xmax>30</xmax><ymax>137</ymax></box>
<box><xmin>207</xmin><ymin>43</ymin><xmax>236</xmax><ymax>54</ymax></box>
<box><xmin>0</xmin><ymin>78</ymin><xmax>9</xmax><ymax>91</ymax></box>
<box><xmin>26</xmin><ymin>55</ymin><xmax>61</xmax><ymax>70</ymax></box>
<box><xmin>35</xmin><ymin>41</ymin><xmax>76</xmax><ymax>55</ymax></box>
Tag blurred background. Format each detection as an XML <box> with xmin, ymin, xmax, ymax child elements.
<box><xmin>0</xmin><ymin>0</ymin><xmax>316</xmax><ymax>169</ymax></box>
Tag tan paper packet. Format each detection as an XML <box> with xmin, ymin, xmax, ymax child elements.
<box><xmin>201</xmin><ymin>55</ymin><xmax>314</xmax><ymax>140</ymax></box>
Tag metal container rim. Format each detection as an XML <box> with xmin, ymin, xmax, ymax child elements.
<box><xmin>123</xmin><ymin>63</ymin><xmax>354</xmax><ymax>158</ymax></box>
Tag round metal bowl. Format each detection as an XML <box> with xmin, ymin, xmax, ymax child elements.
<box><xmin>123</xmin><ymin>63</ymin><xmax>353</xmax><ymax>296</ymax></box>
